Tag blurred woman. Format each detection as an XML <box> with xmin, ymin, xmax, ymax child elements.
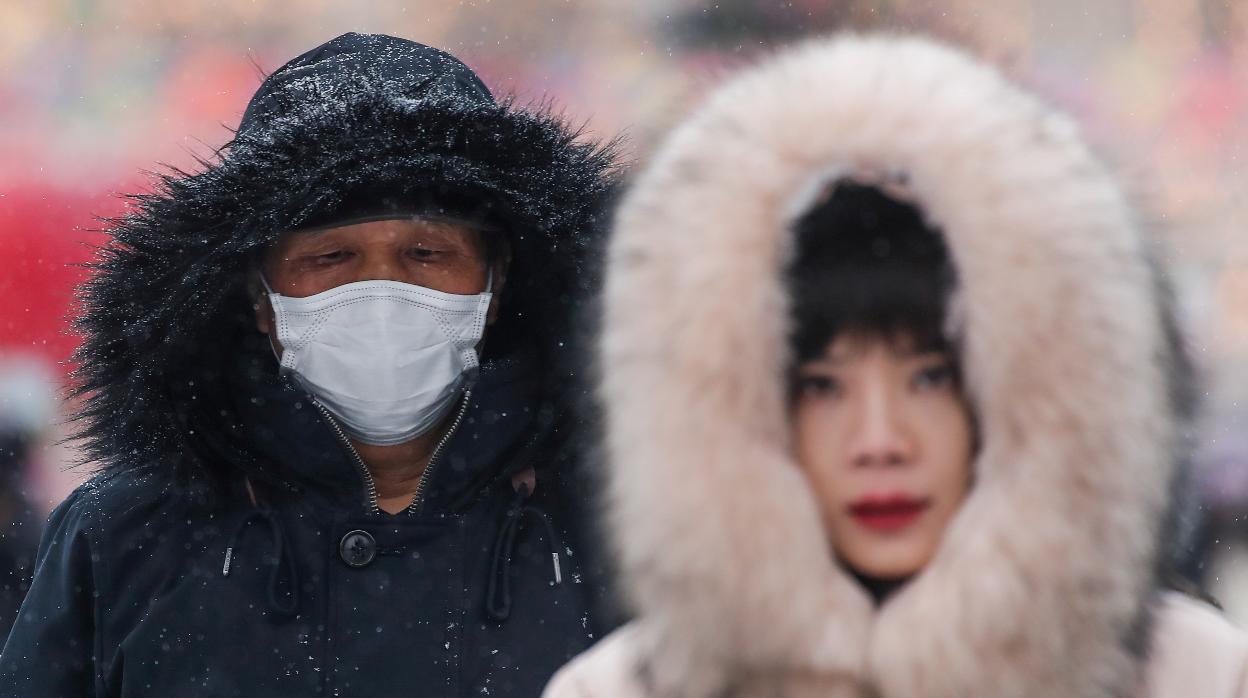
<box><xmin>545</xmin><ymin>35</ymin><xmax>1248</xmax><ymax>697</ymax></box>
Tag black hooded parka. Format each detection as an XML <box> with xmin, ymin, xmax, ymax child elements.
<box><xmin>0</xmin><ymin>33</ymin><xmax>619</xmax><ymax>697</ymax></box>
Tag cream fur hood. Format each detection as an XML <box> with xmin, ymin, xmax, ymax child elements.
<box><xmin>594</xmin><ymin>35</ymin><xmax>1192</xmax><ymax>697</ymax></box>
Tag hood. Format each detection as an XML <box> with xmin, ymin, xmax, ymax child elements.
<box><xmin>601</xmin><ymin>35</ymin><xmax>1187</xmax><ymax>696</ymax></box>
<box><xmin>72</xmin><ymin>33</ymin><xmax>619</xmax><ymax>494</ymax></box>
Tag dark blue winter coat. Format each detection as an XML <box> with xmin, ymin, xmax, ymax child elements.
<box><xmin>0</xmin><ymin>32</ymin><xmax>619</xmax><ymax>697</ymax></box>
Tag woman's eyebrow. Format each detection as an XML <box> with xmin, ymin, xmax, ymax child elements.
<box><xmin>802</xmin><ymin>357</ymin><xmax>845</xmax><ymax>368</ymax></box>
<box><xmin>894</xmin><ymin>347</ymin><xmax>950</xmax><ymax>361</ymax></box>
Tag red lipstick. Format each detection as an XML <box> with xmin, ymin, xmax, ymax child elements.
<box><xmin>848</xmin><ymin>494</ymin><xmax>930</xmax><ymax>531</ymax></box>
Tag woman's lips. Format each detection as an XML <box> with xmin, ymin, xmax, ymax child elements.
<box><xmin>847</xmin><ymin>494</ymin><xmax>931</xmax><ymax>531</ymax></box>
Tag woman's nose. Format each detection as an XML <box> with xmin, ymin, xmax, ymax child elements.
<box><xmin>848</xmin><ymin>390</ymin><xmax>915</xmax><ymax>468</ymax></box>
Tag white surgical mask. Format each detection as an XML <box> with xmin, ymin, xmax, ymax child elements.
<box><xmin>262</xmin><ymin>275</ymin><xmax>492</xmax><ymax>445</ymax></box>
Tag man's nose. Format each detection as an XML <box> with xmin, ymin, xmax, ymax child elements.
<box><xmin>848</xmin><ymin>389</ymin><xmax>915</xmax><ymax>468</ymax></box>
<box><xmin>359</xmin><ymin>255</ymin><xmax>401</xmax><ymax>282</ymax></box>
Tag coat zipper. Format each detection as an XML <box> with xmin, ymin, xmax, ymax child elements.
<box><xmin>312</xmin><ymin>391</ymin><xmax>473</xmax><ymax>516</ymax></box>
<box><xmin>408</xmin><ymin>390</ymin><xmax>472</xmax><ymax>514</ymax></box>
<box><xmin>312</xmin><ymin>399</ymin><xmax>381</xmax><ymax>514</ymax></box>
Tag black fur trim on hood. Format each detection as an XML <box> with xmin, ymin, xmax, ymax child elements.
<box><xmin>70</xmin><ymin>33</ymin><xmax>620</xmax><ymax>493</ymax></box>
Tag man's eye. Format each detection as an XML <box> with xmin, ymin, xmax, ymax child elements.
<box><xmin>311</xmin><ymin>250</ymin><xmax>351</xmax><ymax>264</ymax></box>
<box><xmin>408</xmin><ymin>247</ymin><xmax>440</xmax><ymax>260</ymax></box>
<box><xmin>912</xmin><ymin>364</ymin><xmax>955</xmax><ymax>390</ymax></box>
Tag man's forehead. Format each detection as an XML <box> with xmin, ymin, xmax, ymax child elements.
<box><xmin>278</xmin><ymin>215</ymin><xmax>497</xmax><ymax>241</ymax></box>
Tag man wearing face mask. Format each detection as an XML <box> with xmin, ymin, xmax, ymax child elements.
<box><xmin>0</xmin><ymin>33</ymin><xmax>619</xmax><ymax>697</ymax></box>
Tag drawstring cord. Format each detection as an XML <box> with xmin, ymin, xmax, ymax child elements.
<box><xmin>485</xmin><ymin>471</ymin><xmax>563</xmax><ymax>622</ymax></box>
<box><xmin>222</xmin><ymin>482</ymin><xmax>301</xmax><ymax>618</ymax></box>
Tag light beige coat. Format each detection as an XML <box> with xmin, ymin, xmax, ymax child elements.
<box><xmin>547</xmin><ymin>34</ymin><xmax>1248</xmax><ymax>698</ymax></box>
<box><xmin>547</xmin><ymin>594</ymin><xmax>1248</xmax><ymax>697</ymax></box>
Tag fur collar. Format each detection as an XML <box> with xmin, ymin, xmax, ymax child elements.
<box><xmin>72</xmin><ymin>60</ymin><xmax>618</xmax><ymax>494</ymax></box>
<box><xmin>601</xmin><ymin>34</ymin><xmax>1184</xmax><ymax>696</ymax></box>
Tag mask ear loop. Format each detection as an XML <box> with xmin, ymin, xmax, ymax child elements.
<box><xmin>470</xmin><ymin>267</ymin><xmax>494</xmax><ymax>369</ymax></box>
<box><xmin>257</xmin><ymin>273</ymin><xmax>288</xmax><ymax>367</ymax></box>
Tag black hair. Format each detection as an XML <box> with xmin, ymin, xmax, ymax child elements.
<box><xmin>788</xmin><ymin>181</ymin><xmax>957</xmax><ymax>363</ymax></box>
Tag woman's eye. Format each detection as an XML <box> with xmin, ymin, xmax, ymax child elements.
<box><xmin>912</xmin><ymin>363</ymin><xmax>955</xmax><ymax>391</ymax></box>
<box><xmin>796</xmin><ymin>374</ymin><xmax>841</xmax><ymax>398</ymax></box>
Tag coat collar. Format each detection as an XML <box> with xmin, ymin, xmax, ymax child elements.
<box><xmin>229</xmin><ymin>346</ymin><xmax>541</xmax><ymax>515</ymax></box>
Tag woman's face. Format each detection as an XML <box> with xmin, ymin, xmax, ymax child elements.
<box><xmin>792</xmin><ymin>334</ymin><xmax>974</xmax><ymax>580</ymax></box>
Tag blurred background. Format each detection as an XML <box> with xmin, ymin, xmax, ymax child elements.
<box><xmin>1</xmin><ymin>0</ymin><xmax>1246</xmax><ymax>621</ymax></box>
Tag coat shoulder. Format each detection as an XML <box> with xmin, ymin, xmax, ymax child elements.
<box><xmin>1145</xmin><ymin>591</ymin><xmax>1248</xmax><ymax>697</ymax></box>
<box><xmin>45</xmin><ymin>471</ymin><xmax>190</xmax><ymax>553</ymax></box>
<box><xmin>67</xmin><ymin>471</ymin><xmax>176</xmax><ymax>520</ymax></box>
<box><xmin>543</xmin><ymin>623</ymin><xmax>649</xmax><ymax>698</ymax></box>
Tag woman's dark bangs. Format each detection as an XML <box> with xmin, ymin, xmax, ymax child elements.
<box><xmin>788</xmin><ymin>182</ymin><xmax>956</xmax><ymax>361</ymax></box>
